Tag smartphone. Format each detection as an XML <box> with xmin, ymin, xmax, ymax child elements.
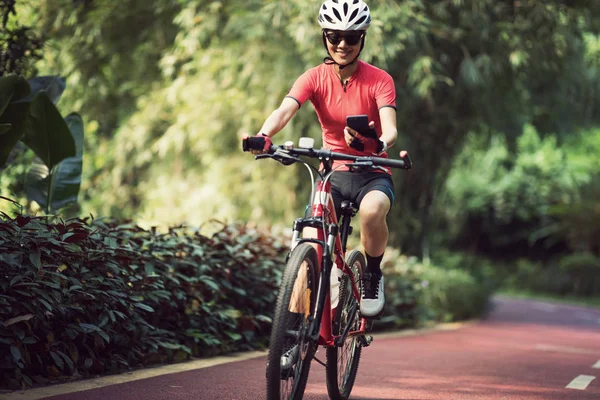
<box><xmin>346</xmin><ymin>114</ymin><xmax>377</xmax><ymax>139</ymax></box>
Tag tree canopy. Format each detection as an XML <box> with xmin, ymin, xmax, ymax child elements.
<box><xmin>4</xmin><ymin>0</ymin><xmax>600</xmax><ymax>256</ymax></box>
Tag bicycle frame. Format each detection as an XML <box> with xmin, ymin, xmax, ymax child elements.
<box><xmin>289</xmin><ymin>174</ymin><xmax>367</xmax><ymax>348</ymax></box>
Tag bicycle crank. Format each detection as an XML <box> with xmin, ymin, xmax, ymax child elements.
<box><xmin>357</xmin><ymin>335</ymin><xmax>373</xmax><ymax>347</ymax></box>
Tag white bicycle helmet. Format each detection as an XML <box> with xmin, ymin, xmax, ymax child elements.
<box><xmin>318</xmin><ymin>0</ymin><xmax>372</xmax><ymax>32</ymax></box>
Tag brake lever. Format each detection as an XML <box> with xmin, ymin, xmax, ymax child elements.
<box><xmin>273</xmin><ymin>151</ymin><xmax>300</xmax><ymax>166</ymax></box>
<box><xmin>254</xmin><ymin>148</ymin><xmax>300</xmax><ymax>165</ymax></box>
<box><xmin>347</xmin><ymin>161</ymin><xmax>386</xmax><ymax>173</ymax></box>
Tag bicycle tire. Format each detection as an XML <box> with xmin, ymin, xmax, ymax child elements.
<box><xmin>266</xmin><ymin>243</ymin><xmax>319</xmax><ymax>400</ymax></box>
<box><xmin>325</xmin><ymin>249</ymin><xmax>365</xmax><ymax>400</ymax></box>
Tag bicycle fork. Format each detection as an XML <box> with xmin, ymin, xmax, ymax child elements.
<box><xmin>308</xmin><ymin>223</ymin><xmax>337</xmax><ymax>344</ymax></box>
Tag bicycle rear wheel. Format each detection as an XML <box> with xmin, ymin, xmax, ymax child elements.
<box><xmin>325</xmin><ymin>249</ymin><xmax>365</xmax><ymax>400</ymax></box>
<box><xmin>266</xmin><ymin>243</ymin><xmax>319</xmax><ymax>400</ymax></box>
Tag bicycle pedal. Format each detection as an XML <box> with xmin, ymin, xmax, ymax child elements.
<box><xmin>357</xmin><ymin>335</ymin><xmax>373</xmax><ymax>347</ymax></box>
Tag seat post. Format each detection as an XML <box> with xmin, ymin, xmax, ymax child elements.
<box><xmin>339</xmin><ymin>200</ymin><xmax>357</xmax><ymax>253</ymax></box>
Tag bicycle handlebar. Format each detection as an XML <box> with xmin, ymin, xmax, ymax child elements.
<box><xmin>242</xmin><ymin>135</ymin><xmax>412</xmax><ymax>170</ymax></box>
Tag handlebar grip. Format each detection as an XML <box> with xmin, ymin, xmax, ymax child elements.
<box><xmin>242</xmin><ymin>136</ymin><xmax>266</xmax><ymax>152</ymax></box>
<box><xmin>372</xmin><ymin>151</ymin><xmax>412</xmax><ymax>170</ymax></box>
<box><xmin>399</xmin><ymin>150</ymin><xmax>412</xmax><ymax>169</ymax></box>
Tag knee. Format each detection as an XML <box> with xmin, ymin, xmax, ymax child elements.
<box><xmin>359</xmin><ymin>192</ymin><xmax>391</xmax><ymax>226</ymax></box>
<box><xmin>359</xmin><ymin>202</ymin><xmax>388</xmax><ymax>226</ymax></box>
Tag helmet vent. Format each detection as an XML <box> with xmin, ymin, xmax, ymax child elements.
<box><xmin>322</xmin><ymin>4</ymin><xmax>327</xmax><ymax>9</ymax></box>
<box><xmin>332</xmin><ymin>8</ymin><xmax>342</xmax><ymax>21</ymax></box>
<box><xmin>343</xmin><ymin>2</ymin><xmax>348</xmax><ymax>15</ymax></box>
<box><xmin>349</xmin><ymin>8</ymin><xmax>358</xmax><ymax>21</ymax></box>
<box><xmin>355</xmin><ymin>15</ymin><xmax>367</xmax><ymax>25</ymax></box>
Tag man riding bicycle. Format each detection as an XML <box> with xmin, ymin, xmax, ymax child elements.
<box><xmin>251</xmin><ymin>0</ymin><xmax>398</xmax><ymax>318</ymax></box>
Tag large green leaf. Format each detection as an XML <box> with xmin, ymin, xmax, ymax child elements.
<box><xmin>17</xmin><ymin>76</ymin><xmax>66</xmax><ymax>105</ymax></box>
<box><xmin>0</xmin><ymin>102</ymin><xmax>30</xmax><ymax>167</ymax></box>
<box><xmin>0</xmin><ymin>76</ymin><xmax>31</xmax><ymax>167</ymax></box>
<box><xmin>0</xmin><ymin>76</ymin><xmax>67</xmax><ymax>168</ymax></box>
<box><xmin>21</xmin><ymin>92</ymin><xmax>75</xmax><ymax>171</ymax></box>
<box><xmin>25</xmin><ymin>113</ymin><xmax>84</xmax><ymax>212</ymax></box>
<box><xmin>0</xmin><ymin>75</ymin><xmax>30</xmax><ymax>115</ymax></box>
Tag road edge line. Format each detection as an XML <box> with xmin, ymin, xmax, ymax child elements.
<box><xmin>1</xmin><ymin>350</ymin><xmax>268</xmax><ymax>400</ymax></box>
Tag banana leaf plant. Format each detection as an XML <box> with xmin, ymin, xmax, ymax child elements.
<box><xmin>0</xmin><ymin>74</ymin><xmax>82</xmax><ymax>213</ymax></box>
<box><xmin>25</xmin><ymin>113</ymin><xmax>84</xmax><ymax>212</ymax></box>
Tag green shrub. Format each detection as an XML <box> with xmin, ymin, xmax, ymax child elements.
<box><xmin>0</xmin><ymin>212</ymin><xmax>286</xmax><ymax>389</ymax></box>
<box><xmin>378</xmin><ymin>251</ymin><xmax>427</xmax><ymax>330</ymax></box>
<box><xmin>420</xmin><ymin>267</ymin><xmax>490</xmax><ymax>322</ymax></box>
<box><xmin>379</xmin><ymin>249</ymin><xmax>492</xmax><ymax>329</ymax></box>
<box><xmin>503</xmin><ymin>258</ymin><xmax>569</xmax><ymax>295</ymax></box>
<box><xmin>430</xmin><ymin>249</ymin><xmax>504</xmax><ymax>291</ymax></box>
<box><xmin>443</xmin><ymin>126</ymin><xmax>582</xmax><ymax>257</ymax></box>
<box><xmin>559</xmin><ymin>252</ymin><xmax>600</xmax><ymax>296</ymax></box>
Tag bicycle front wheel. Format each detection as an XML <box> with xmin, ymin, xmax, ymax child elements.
<box><xmin>325</xmin><ymin>249</ymin><xmax>365</xmax><ymax>400</ymax></box>
<box><xmin>266</xmin><ymin>243</ymin><xmax>319</xmax><ymax>400</ymax></box>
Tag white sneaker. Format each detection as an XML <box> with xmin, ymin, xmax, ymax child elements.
<box><xmin>360</xmin><ymin>273</ymin><xmax>385</xmax><ymax>317</ymax></box>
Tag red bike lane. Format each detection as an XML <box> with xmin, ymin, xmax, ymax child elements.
<box><xmin>6</xmin><ymin>296</ymin><xmax>600</xmax><ymax>400</ymax></box>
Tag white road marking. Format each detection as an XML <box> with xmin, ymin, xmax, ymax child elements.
<box><xmin>566</xmin><ymin>375</ymin><xmax>596</xmax><ymax>390</ymax></box>
<box><xmin>593</xmin><ymin>360</ymin><xmax>600</xmax><ymax>369</ymax></box>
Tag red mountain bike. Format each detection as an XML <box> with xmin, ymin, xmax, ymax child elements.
<box><xmin>243</xmin><ymin>136</ymin><xmax>411</xmax><ymax>400</ymax></box>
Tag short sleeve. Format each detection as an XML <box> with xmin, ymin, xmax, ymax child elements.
<box><xmin>375</xmin><ymin>72</ymin><xmax>396</xmax><ymax>110</ymax></box>
<box><xmin>286</xmin><ymin>68</ymin><xmax>317</xmax><ymax>107</ymax></box>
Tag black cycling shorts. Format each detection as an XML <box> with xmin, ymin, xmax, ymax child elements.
<box><xmin>327</xmin><ymin>171</ymin><xmax>395</xmax><ymax>218</ymax></box>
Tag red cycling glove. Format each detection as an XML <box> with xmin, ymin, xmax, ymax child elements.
<box><xmin>257</xmin><ymin>133</ymin><xmax>272</xmax><ymax>153</ymax></box>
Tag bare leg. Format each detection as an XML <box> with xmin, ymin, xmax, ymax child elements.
<box><xmin>357</xmin><ymin>190</ymin><xmax>390</xmax><ymax>316</ymax></box>
<box><xmin>359</xmin><ymin>190</ymin><xmax>391</xmax><ymax>258</ymax></box>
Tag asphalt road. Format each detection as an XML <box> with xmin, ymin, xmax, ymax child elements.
<box><xmin>6</xmin><ymin>296</ymin><xmax>600</xmax><ymax>400</ymax></box>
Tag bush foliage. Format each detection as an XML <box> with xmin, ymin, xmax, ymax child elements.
<box><xmin>441</xmin><ymin>126</ymin><xmax>600</xmax><ymax>296</ymax></box>
<box><xmin>443</xmin><ymin>125</ymin><xmax>582</xmax><ymax>257</ymax></box>
<box><xmin>0</xmin><ymin>211</ymin><xmax>286</xmax><ymax>389</ymax></box>
<box><xmin>379</xmin><ymin>249</ymin><xmax>494</xmax><ymax>330</ymax></box>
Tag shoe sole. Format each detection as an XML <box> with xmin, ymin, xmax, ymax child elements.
<box><xmin>359</xmin><ymin>309</ymin><xmax>385</xmax><ymax>320</ymax></box>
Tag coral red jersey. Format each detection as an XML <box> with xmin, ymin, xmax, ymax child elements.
<box><xmin>286</xmin><ymin>60</ymin><xmax>396</xmax><ymax>172</ymax></box>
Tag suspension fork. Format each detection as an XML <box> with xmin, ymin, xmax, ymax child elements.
<box><xmin>309</xmin><ymin>223</ymin><xmax>338</xmax><ymax>343</ymax></box>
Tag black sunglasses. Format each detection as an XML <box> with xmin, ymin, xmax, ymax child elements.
<box><xmin>324</xmin><ymin>31</ymin><xmax>364</xmax><ymax>46</ymax></box>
